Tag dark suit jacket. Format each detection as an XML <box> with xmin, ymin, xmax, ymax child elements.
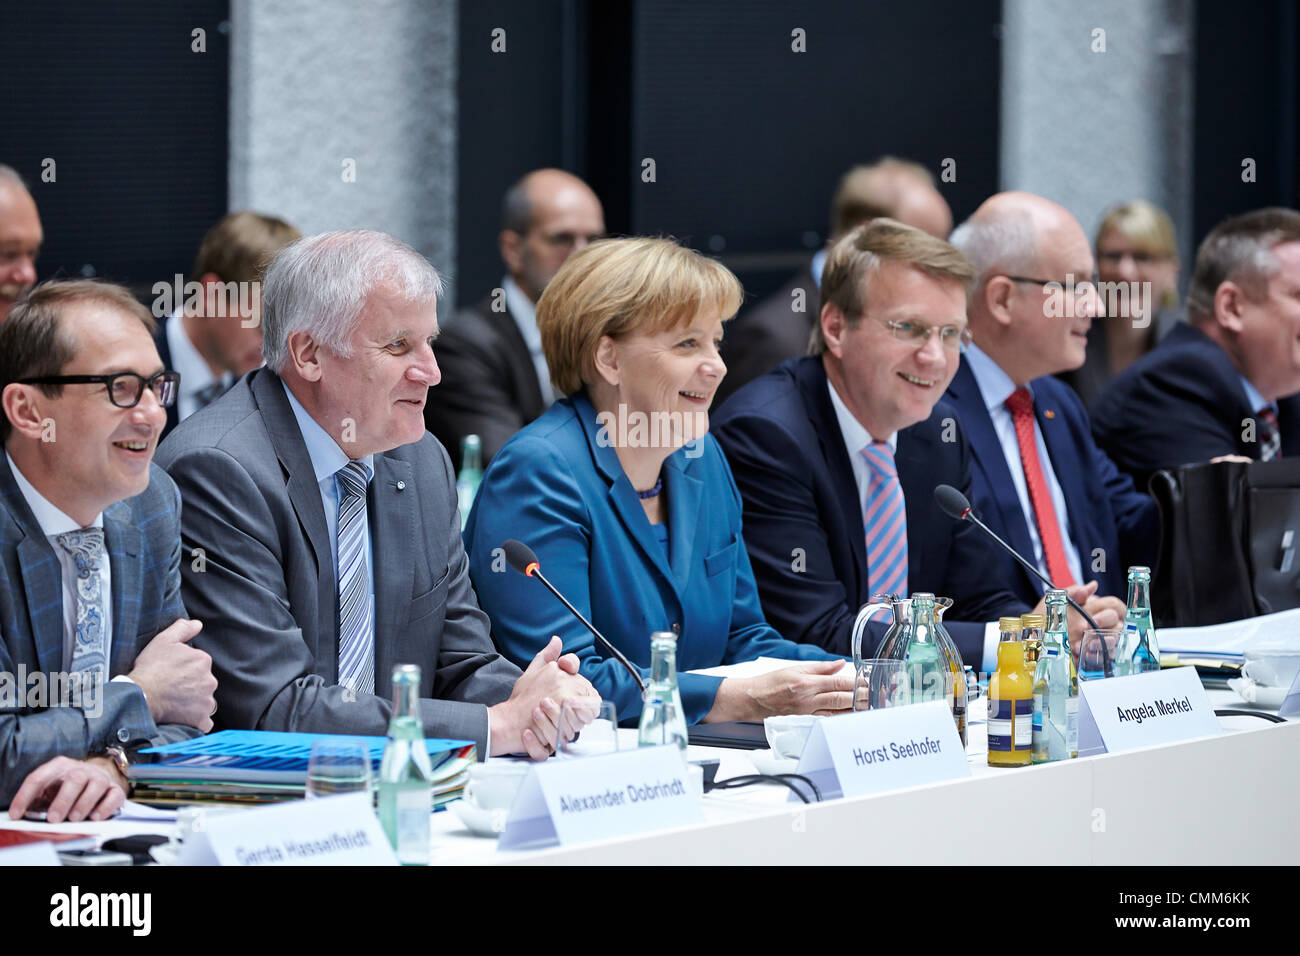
<box><xmin>0</xmin><ymin>460</ymin><xmax>198</xmax><ymax>806</ymax></box>
<box><xmin>1092</xmin><ymin>322</ymin><xmax>1300</xmax><ymax>490</ymax></box>
<box><xmin>711</xmin><ymin>356</ymin><xmax>1027</xmax><ymax>665</ymax></box>
<box><xmin>715</xmin><ymin>266</ymin><xmax>820</xmax><ymax>407</ymax></box>
<box><xmin>464</xmin><ymin>393</ymin><xmax>833</xmax><ymax>726</ymax></box>
<box><xmin>155</xmin><ymin>368</ymin><xmax>521</xmax><ymax>753</ymax></box>
<box><xmin>153</xmin><ymin>317</ymin><xmax>181</xmax><ymax>440</ymax></box>
<box><xmin>945</xmin><ymin>357</ymin><xmax>1159</xmax><ymax>605</ymax></box>
<box><xmin>425</xmin><ymin>295</ymin><xmax>547</xmax><ymax>472</ymax></box>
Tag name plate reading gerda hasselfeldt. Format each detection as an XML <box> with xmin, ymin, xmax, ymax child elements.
<box><xmin>177</xmin><ymin>792</ymin><xmax>397</xmax><ymax>866</ymax></box>
<box><xmin>1077</xmin><ymin>664</ymin><xmax>1220</xmax><ymax>757</ymax></box>
<box><xmin>794</xmin><ymin>700</ymin><xmax>969</xmax><ymax>802</ymax></box>
<box><xmin>497</xmin><ymin>746</ymin><xmax>703</xmax><ymax>851</ymax></box>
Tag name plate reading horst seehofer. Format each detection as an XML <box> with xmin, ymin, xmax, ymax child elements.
<box><xmin>1077</xmin><ymin>664</ymin><xmax>1220</xmax><ymax>757</ymax></box>
<box><xmin>794</xmin><ymin>700</ymin><xmax>970</xmax><ymax>802</ymax></box>
<box><xmin>497</xmin><ymin>746</ymin><xmax>703</xmax><ymax>851</ymax></box>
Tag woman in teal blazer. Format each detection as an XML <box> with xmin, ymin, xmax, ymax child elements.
<box><xmin>464</xmin><ymin>238</ymin><xmax>850</xmax><ymax>725</ymax></box>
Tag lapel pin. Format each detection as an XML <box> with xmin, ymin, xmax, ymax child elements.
<box><xmin>1044</xmin><ymin>409</ymin><xmax>1056</xmax><ymax>419</ymax></box>
<box><xmin>396</xmin><ymin>480</ymin><xmax>406</xmax><ymax>491</ymax></box>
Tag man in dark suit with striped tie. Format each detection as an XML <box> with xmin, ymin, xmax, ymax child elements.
<box><xmin>1093</xmin><ymin>208</ymin><xmax>1300</xmax><ymax>489</ymax></box>
<box><xmin>0</xmin><ymin>280</ymin><xmax>216</xmax><ymax>820</ymax></box>
<box><xmin>714</xmin><ymin>219</ymin><xmax>1115</xmax><ymax>666</ymax></box>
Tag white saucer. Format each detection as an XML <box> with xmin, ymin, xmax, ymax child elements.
<box><xmin>748</xmin><ymin>749</ymin><xmax>800</xmax><ymax>776</ymax></box>
<box><xmin>451</xmin><ymin>799</ymin><xmax>509</xmax><ymax>838</ymax></box>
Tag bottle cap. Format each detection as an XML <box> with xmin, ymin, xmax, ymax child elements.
<box><xmin>998</xmin><ymin>616</ymin><xmax>1023</xmax><ymax>631</ymax></box>
<box><xmin>1020</xmin><ymin>614</ymin><xmax>1045</xmax><ymax>629</ymax></box>
<box><xmin>650</xmin><ymin>630</ymin><xmax>677</xmax><ymax>643</ymax></box>
<box><xmin>1044</xmin><ymin>588</ymin><xmax>1068</xmax><ymax>602</ymax></box>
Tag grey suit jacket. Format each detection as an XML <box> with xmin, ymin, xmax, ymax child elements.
<box><xmin>155</xmin><ymin>369</ymin><xmax>520</xmax><ymax>753</ymax></box>
<box><xmin>0</xmin><ymin>460</ymin><xmax>198</xmax><ymax>806</ymax></box>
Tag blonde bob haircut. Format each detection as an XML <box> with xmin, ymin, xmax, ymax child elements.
<box><xmin>537</xmin><ymin>236</ymin><xmax>743</xmax><ymax>398</ymax></box>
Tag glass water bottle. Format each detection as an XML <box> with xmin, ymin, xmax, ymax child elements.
<box><xmin>456</xmin><ymin>434</ymin><xmax>483</xmax><ymax>530</ymax></box>
<box><xmin>379</xmin><ymin>664</ymin><xmax>434</xmax><ymax>865</ymax></box>
<box><xmin>638</xmin><ymin>631</ymin><xmax>689</xmax><ymax>752</ymax></box>
<box><xmin>1116</xmin><ymin>566</ymin><xmax>1160</xmax><ymax>676</ymax></box>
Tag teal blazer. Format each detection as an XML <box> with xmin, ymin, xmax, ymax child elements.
<box><xmin>464</xmin><ymin>393</ymin><xmax>833</xmax><ymax>723</ymax></box>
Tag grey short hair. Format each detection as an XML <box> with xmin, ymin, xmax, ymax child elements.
<box><xmin>261</xmin><ymin>229</ymin><xmax>444</xmax><ymax>372</ymax></box>
<box><xmin>1185</xmin><ymin>208</ymin><xmax>1300</xmax><ymax>322</ymax></box>
<box><xmin>949</xmin><ymin>210</ymin><xmax>1037</xmax><ymax>285</ymax></box>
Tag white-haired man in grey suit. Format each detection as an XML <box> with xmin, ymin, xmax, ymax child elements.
<box><xmin>157</xmin><ymin>229</ymin><xmax>593</xmax><ymax>760</ymax></box>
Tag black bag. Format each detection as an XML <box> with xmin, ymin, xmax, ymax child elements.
<box><xmin>1150</xmin><ymin>458</ymin><xmax>1300</xmax><ymax>626</ymax></box>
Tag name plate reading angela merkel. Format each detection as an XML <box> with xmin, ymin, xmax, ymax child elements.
<box><xmin>794</xmin><ymin>700</ymin><xmax>969</xmax><ymax>802</ymax></box>
<box><xmin>497</xmin><ymin>746</ymin><xmax>703</xmax><ymax>852</ymax></box>
<box><xmin>1077</xmin><ymin>664</ymin><xmax>1220</xmax><ymax>757</ymax></box>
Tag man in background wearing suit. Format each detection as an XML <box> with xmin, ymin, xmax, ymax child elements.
<box><xmin>1</xmin><ymin>280</ymin><xmax>216</xmax><ymax>820</ymax></box>
<box><xmin>1093</xmin><ymin>208</ymin><xmax>1300</xmax><ymax>489</ymax></box>
<box><xmin>712</xmin><ymin>219</ymin><xmax>1083</xmax><ymax>666</ymax></box>
<box><xmin>154</xmin><ymin>211</ymin><xmax>301</xmax><ymax>439</ymax></box>
<box><xmin>425</xmin><ymin>169</ymin><xmax>604</xmax><ymax>470</ymax></box>
<box><xmin>716</xmin><ymin>157</ymin><xmax>953</xmax><ymax>406</ymax></box>
<box><xmin>944</xmin><ymin>192</ymin><xmax>1153</xmax><ymax>624</ymax></box>
<box><xmin>0</xmin><ymin>165</ymin><xmax>43</xmax><ymax>323</ymax></box>
<box><xmin>157</xmin><ymin>230</ymin><xmax>592</xmax><ymax>760</ymax></box>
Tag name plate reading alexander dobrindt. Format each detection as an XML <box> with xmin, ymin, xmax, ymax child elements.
<box><xmin>1077</xmin><ymin>664</ymin><xmax>1220</xmax><ymax>757</ymax></box>
<box><xmin>794</xmin><ymin>700</ymin><xmax>969</xmax><ymax>802</ymax></box>
<box><xmin>497</xmin><ymin>746</ymin><xmax>703</xmax><ymax>851</ymax></box>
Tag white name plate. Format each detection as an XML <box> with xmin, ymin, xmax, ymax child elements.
<box><xmin>0</xmin><ymin>841</ymin><xmax>62</xmax><ymax>866</ymax></box>
<box><xmin>1078</xmin><ymin>664</ymin><xmax>1220</xmax><ymax>757</ymax></box>
<box><xmin>794</xmin><ymin>700</ymin><xmax>969</xmax><ymax>802</ymax></box>
<box><xmin>498</xmin><ymin>746</ymin><xmax>702</xmax><ymax>851</ymax></box>
<box><xmin>178</xmin><ymin>792</ymin><xmax>397</xmax><ymax>866</ymax></box>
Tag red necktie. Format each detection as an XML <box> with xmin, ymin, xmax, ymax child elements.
<box><xmin>1005</xmin><ymin>388</ymin><xmax>1075</xmax><ymax>588</ymax></box>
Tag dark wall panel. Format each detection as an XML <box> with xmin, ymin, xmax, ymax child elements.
<box><xmin>0</xmin><ymin>2</ymin><xmax>230</xmax><ymax>297</ymax></box>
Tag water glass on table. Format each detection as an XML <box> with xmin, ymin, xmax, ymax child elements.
<box><xmin>1078</xmin><ymin>628</ymin><xmax>1121</xmax><ymax>681</ymax></box>
<box><xmin>557</xmin><ymin>699</ymin><xmax>619</xmax><ymax>758</ymax></box>
<box><xmin>306</xmin><ymin>739</ymin><xmax>373</xmax><ymax>800</ymax></box>
<box><xmin>852</xmin><ymin>658</ymin><xmax>910</xmax><ymax>712</ymax></box>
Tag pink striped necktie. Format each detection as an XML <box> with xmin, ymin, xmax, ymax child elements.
<box><xmin>861</xmin><ymin>440</ymin><xmax>908</xmax><ymax>599</ymax></box>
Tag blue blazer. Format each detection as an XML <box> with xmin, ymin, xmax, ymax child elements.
<box><xmin>0</xmin><ymin>460</ymin><xmax>199</xmax><ymax>806</ymax></box>
<box><xmin>464</xmin><ymin>393</ymin><xmax>833</xmax><ymax>724</ymax></box>
<box><xmin>944</xmin><ymin>358</ymin><xmax>1160</xmax><ymax>605</ymax></box>
<box><xmin>710</xmin><ymin>356</ymin><xmax>1027</xmax><ymax>666</ymax></box>
<box><xmin>1092</xmin><ymin>322</ymin><xmax>1300</xmax><ymax>490</ymax></box>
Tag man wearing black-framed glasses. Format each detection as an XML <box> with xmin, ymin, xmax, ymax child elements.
<box><xmin>0</xmin><ymin>279</ymin><xmax>216</xmax><ymax>822</ymax></box>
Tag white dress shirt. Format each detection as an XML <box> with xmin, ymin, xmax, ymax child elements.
<box><xmin>5</xmin><ymin>452</ymin><xmax>112</xmax><ymax>669</ymax></box>
<box><xmin>503</xmin><ymin>276</ymin><xmax>555</xmax><ymax>406</ymax></box>
<box><xmin>826</xmin><ymin>378</ymin><xmax>898</xmax><ymax>509</ymax></box>
<box><xmin>167</xmin><ymin>309</ymin><xmax>231</xmax><ymax>422</ymax></box>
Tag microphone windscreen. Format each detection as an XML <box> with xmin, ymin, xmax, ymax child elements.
<box><xmin>502</xmin><ymin>539</ymin><xmax>539</xmax><ymax>575</ymax></box>
<box><xmin>933</xmin><ymin>484</ymin><xmax>971</xmax><ymax>519</ymax></box>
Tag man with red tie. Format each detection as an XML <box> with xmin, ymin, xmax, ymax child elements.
<box><xmin>944</xmin><ymin>192</ymin><xmax>1156</xmax><ymax>655</ymax></box>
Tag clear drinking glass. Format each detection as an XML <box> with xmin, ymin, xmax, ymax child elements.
<box><xmin>306</xmin><ymin>739</ymin><xmax>373</xmax><ymax>799</ymax></box>
<box><xmin>557</xmin><ymin>699</ymin><xmax>619</xmax><ymax>758</ymax></box>
<box><xmin>1078</xmin><ymin>628</ymin><xmax>1121</xmax><ymax>681</ymax></box>
<box><xmin>852</xmin><ymin>658</ymin><xmax>911</xmax><ymax>712</ymax></box>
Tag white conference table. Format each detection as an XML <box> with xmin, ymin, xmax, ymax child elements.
<box><xmin>3</xmin><ymin>689</ymin><xmax>1294</xmax><ymax>866</ymax></box>
<box><xmin>431</xmin><ymin>686</ymin><xmax>1298</xmax><ymax>866</ymax></box>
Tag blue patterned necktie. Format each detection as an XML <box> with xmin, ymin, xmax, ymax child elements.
<box><xmin>861</xmin><ymin>441</ymin><xmax>909</xmax><ymax>600</ymax></box>
<box><xmin>335</xmin><ymin>461</ymin><xmax>374</xmax><ymax>697</ymax></box>
<box><xmin>55</xmin><ymin>527</ymin><xmax>107</xmax><ymax>684</ymax></box>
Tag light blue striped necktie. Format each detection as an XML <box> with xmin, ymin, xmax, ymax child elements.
<box><xmin>55</xmin><ymin>527</ymin><xmax>108</xmax><ymax>684</ymax></box>
<box><xmin>861</xmin><ymin>441</ymin><xmax>908</xmax><ymax>599</ymax></box>
<box><xmin>335</xmin><ymin>460</ymin><xmax>374</xmax><ymax>697</ymax></box>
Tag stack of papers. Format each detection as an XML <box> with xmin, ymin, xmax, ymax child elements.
<box><xmin>129</xmin><ymin>730</ymin><xmax>475</xmax><ymax>809</ymax></box>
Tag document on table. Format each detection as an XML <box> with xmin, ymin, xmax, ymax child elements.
<box><xmin>1157</xmin><ymin>607</ymin><xmax>1300</xmax><ymax>656</ymax></box>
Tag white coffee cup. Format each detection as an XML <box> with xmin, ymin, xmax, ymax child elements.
<box><xmin>1242</xmin><ymin>651</ymin><xmax>1300</xmax><ymax>688</ymax></box>
<box><xmin>464</xmin><ymin>761</ymin><xmax>530</xmax><ymax>812</ymax></box>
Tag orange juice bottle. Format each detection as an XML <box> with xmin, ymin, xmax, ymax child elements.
<box><xmin>988</xmin><ymin>639</ymin><xmax>1034</xmax><ymax>767</ymax></box>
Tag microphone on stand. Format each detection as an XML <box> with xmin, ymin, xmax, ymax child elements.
<box><xmin>502</xmin><ymin>539</ymin><xmax>647</xmax><ymax>694</ymax></box>
<box><xmin>933</xmin><ymin>484</ymin><xmax>1105</xmax><ymax>643</ymax></box>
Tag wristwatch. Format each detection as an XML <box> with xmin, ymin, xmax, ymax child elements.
<box><xmin>101</xmin><ymin>746</ymin><xmax>132</xmax><ymax>786</ymax></box>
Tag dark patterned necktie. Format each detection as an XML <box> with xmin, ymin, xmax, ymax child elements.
<box><xmin>55</xmin><ymin>527</ymin><xmax>107</xmax><ymax>683</ymax></box>
<box><xmin>1258</xmin><ymin>407</ymin><xmax>1281</xmax><ymax>462</ymax></box>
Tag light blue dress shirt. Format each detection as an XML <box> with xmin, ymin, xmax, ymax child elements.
<box><xmin>281</xmin><ymin>382</ymin><xmax>375</xmax><ymax>628</ymax></box>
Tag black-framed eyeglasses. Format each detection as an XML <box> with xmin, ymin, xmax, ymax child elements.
<box><xmin>18</xmin><ymin>371</ymin><xmax>181</xmax><ymax>409</ymax></box>
<box><xmin>1002</xmin><ymin>274</ymin><xmax>1101</xmax><ymax>295</ymax></box>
